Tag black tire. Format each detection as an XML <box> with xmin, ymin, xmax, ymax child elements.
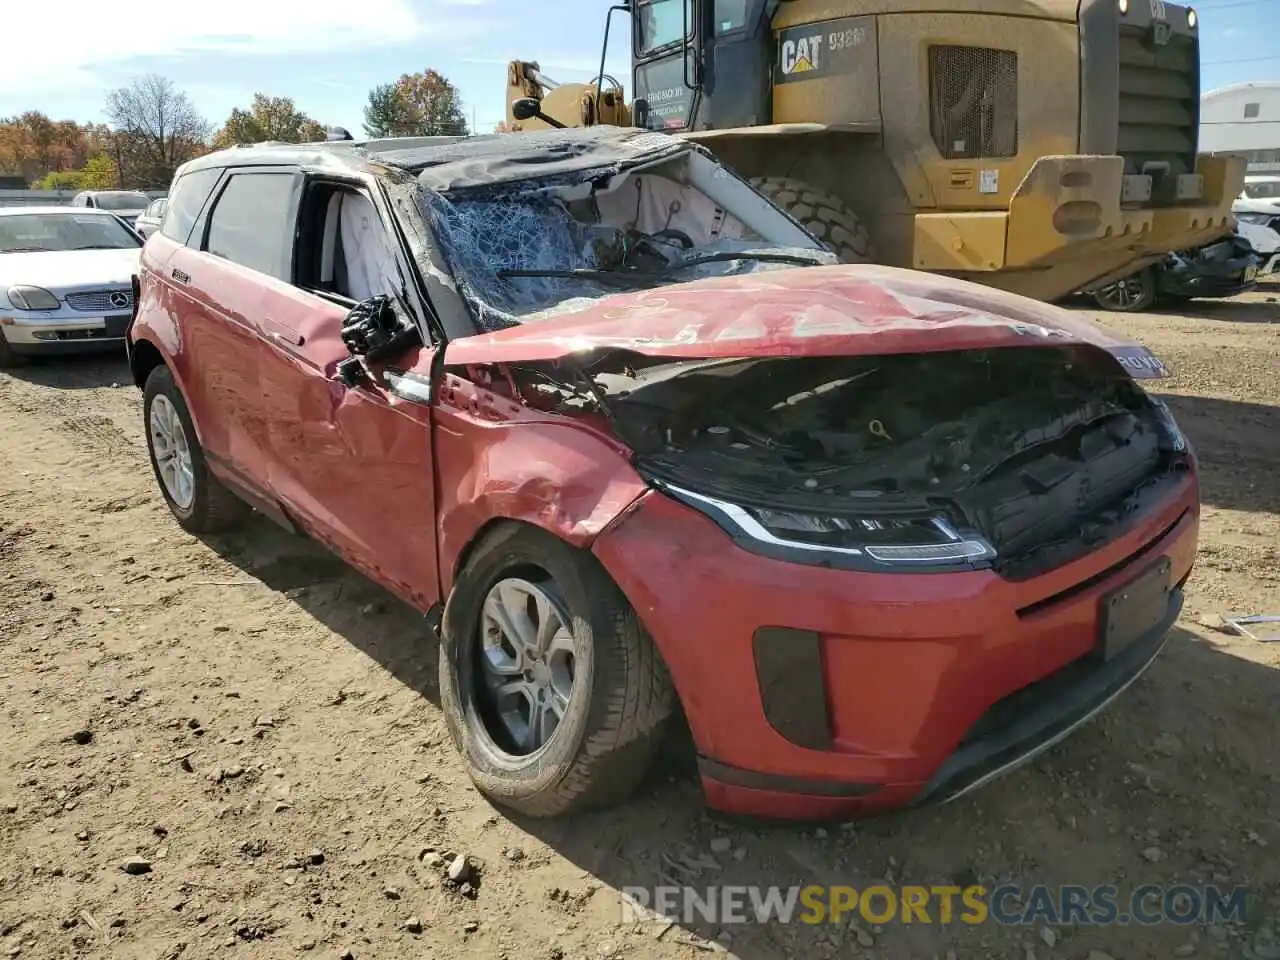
<box><xmin>439</xmin><ymin>523</ymin><xmax>675</xmax><ymax>818</ymax></box>
<box><xmin>1092</xmin><ymin>268</ymin><xmax>1158</xmax><ymax>312</ymax></box>
<box><xmin>143</xmin><ymin>365</ymin><xmax>248</xmax><ymax>533</ymax></box>
<box><xmin>749</xmin><ymin>175</ymin><xmax>874</xmax><ymax>262</ymax></box>
<box><xmin>0</xmin><ymin>331</ymin><xmax>27</xmax><ymax>369</ymax></box>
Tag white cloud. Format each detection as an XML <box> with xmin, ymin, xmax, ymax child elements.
<box><xmin>0</xmin><ymin>0</ymin><xmax>426</xmax><ymax>96</ymax></box>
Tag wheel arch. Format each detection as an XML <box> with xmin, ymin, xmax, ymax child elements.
<box><xmin>131</xmin><ymin>336</ymin><xmax>207</xmax><ymax>446</ymax></box>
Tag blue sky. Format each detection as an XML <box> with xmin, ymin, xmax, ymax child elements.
<box><xmin>0</xmin><ymin>0</ymin><xmax>1275</xmax><ymax>135</ymax></box>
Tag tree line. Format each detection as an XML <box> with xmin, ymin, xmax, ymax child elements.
<box><xmin>1</xmin><ymin>69</ymin><xmax>471</xmax><ymax>191</ymax></box>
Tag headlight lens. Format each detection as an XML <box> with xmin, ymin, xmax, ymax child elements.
<box><xmin>7</xmin><ymin>285</ymin><xmax>60</xmax><ymax>310</ymax></box>
<box><xmin>1150</xmin><ymin>397</ymin><xmax>1187</xmax><ymax>452</ymax></box>
<box><xmin>1118</xmin><ymin>0</ymin><xmax>1129</xmax><ymax>13</ymax></box>
<box><xmin>1187</xmin><ymin>7</ymin><xmax>1197</xmax><ymax>28</ymax></box>
<box><xmin>662</xmin><ymin>483</ymin><xmax>996</xmax><ymax>567</ymax></box>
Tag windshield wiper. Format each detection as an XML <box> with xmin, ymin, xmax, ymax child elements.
<box><xmin>3</xmin><ymin>246</ymin><xmax>53</xmax><ymax>253</ymax></box>
<box><xmin>496</xmin><ymin>267</ymin><xmax>651</xmax><ymax>286</ymax></box>
<box><xmin>498</xmin><ymin>252</ymin><xmax>826</xmax><ymax>285</ymax></box>
<box><xmin>658</xmin><ymin>251</ymin><xmax>827</xmax><ymax>272</ymax></box>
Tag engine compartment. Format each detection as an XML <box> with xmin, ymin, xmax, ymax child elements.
<box><xmin>592</xmin><ymin>345</ymin><xmax>1185</xmax><ymax>570</ymax></box>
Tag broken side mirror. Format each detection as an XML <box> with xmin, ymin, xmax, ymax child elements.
<box><xmin>512</xmin><ymin>97</ymin><xmax>567</xmax><ymax>129</ymax></box>
<box><xmin>339</xmin><ymin>295</ymin><xmax>420</xmax><ymax>365</ymax></box>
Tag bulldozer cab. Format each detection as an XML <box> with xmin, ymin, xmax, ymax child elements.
<box><xmin>631</xmin><ymin>0</ymin><xmax>773</xmax><ymax>132</ymax></box>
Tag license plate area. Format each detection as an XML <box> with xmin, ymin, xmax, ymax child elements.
<box><xmin>1098</xmin><ymin>556</ymin><xmax>1172</xmax><ymax>661</ymax></box>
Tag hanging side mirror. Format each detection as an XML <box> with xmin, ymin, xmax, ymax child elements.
<box><xmin>340</xmin><ymin>295</ymin><xmax>420</xmax><ymax>363</ymax></box>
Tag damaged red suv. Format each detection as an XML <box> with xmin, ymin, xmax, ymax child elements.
<box><xmin>128</xmin><ymin>128</ymin><xmax>1196</xmax><ymax>820</ymax></box>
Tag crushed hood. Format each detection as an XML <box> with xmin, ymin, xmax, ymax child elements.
<box><xmin>442</xmin><ymin>264</ymin><xmax>1171</xmax><ymax>379</ymax></box>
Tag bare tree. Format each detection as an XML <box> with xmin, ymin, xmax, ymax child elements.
<box><xmin>105</xmin><ymin>75</ymin><xmax>210</xmax><ymax>186</ymax></box>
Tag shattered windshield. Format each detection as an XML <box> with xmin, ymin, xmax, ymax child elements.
<box><xmin>419</xmin><ymin>150</ymin><xmax>833</xmax><ymax>332</ymax></box>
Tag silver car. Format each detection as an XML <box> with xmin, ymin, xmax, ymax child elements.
<box><xmin>70</xmin><ymin>190</ymin><xmax>152</xmax><ymax>229</ymax></box>
<box><xmin>133</xmin><ymin>197</ymin><xmax>167</xmax><ymax>239</ymax></box>
<box><xmin>0</xmin><ymin>206</ymin><xmax>142</xmax><ymax>367</ymax></box>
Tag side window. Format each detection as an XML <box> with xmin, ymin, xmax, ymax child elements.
<box><xmin>297</xmin><ymin>183</ymin><xmax>401</xmax><ymax>303</ymax></box>
<box><xmin>202</xmin><ymin>172</ymin><xmax>294</xmax><ymax>279</ymax></box>
<box><xmin>160</xmin><ymin>168</ymin><xmax>221</xmax><ymax>244</ymax></box>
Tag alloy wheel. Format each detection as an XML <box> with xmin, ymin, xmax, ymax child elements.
<box><xmin>149</xmin><ymin>394</ymin><xmax>195</xmax><ymax>510</ymax></box>
<box><xmin>477</xmin><ymin>577</ymin><xmax>578</xmax><ymax>755</ymax></box>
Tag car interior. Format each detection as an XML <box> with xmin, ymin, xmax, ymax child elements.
<box><xmin>296</xmin><ymin>183</ymin><xmax>402</xmax><ymax>306</ymax></box>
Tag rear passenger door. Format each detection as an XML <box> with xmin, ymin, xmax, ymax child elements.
<box><xmin>186</xmin><ymin>168</ymin><xmax>301</xmax><ymax>496</ymax></box>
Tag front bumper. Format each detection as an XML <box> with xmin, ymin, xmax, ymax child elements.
<box><xmin>1</xmin><ymin>312</ymin><xmax>132</xmax><ymax>355</ymax></box>
<box><xmin>592</xmin><ymin>473</ymin><xmax>1198</xmax><ymax>820</ymax></box>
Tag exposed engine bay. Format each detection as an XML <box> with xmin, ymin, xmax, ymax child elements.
<box><xmin>572</xmin><ymin>345</ymin><xmax>1188</xmax><ymax>574</ymax></box>
<box><xmin>422</xmin><ymin>148</ymin><xmax>832</xmax><ymax>331</ymax></box>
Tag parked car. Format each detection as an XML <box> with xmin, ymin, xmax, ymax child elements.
<box><xmin>0</xmin><ymin>206</ymin><xmax>142</xmax><ymax>366</ymax></box>
<box><xmin>128</xmin><ymin>128</ymin><xmax>1196</xmax><ymax>821</ymax></box>
<box><xmin>1234</xmin><ymin>198</ymin><xmax>1280</xmax><ymax>236</ymax></box>
<box><xmin>1239</xmin><ymin>174</ymin><xmax>1280</xmax><ymax>204</ymax></box>
<box><xmin>1090</xmin><ymin>229</ymin><xmax>1264</xmax><ymax>311</ymax></box>
<box><xmin>1237</xmin><ymin>219</ymin><xmax>1280</xmax><ymax>279</ymax></box>
<box><xmin>70</xmin><ymin>190</ymin><xmax>152</xmax><ymax>228</ymax></box>
<box><xmin>133</xmin><ymin>197</ymin><xmax>167</xmax><ymax>239</ymax></box>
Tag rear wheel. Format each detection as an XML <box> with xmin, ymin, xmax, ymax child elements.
<box><xmin>750</xmin><ymin>176</ymin><xmax>874</xmax><ymax>263</ymax></box>
<box><xmin>143</xmin><ymin>365</ymin><xmax>248</xmax><ymax>533</ymax></box>
<box><xmin>1092</xmin><ymin>268</ymin><xmax>1158</xmax><ymax>312</ymax></box>
<box><xmin>439</xmin><ymin>523</ymin><xmax>675</xmax><ymax>818</ymax></box>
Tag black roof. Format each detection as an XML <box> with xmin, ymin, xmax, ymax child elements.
<box><xmin>175</xmin><ymin>127</ymin><xmax>692</xmax><ymax>195</ymax></box>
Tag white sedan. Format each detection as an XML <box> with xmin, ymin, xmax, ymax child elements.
<box><xmin>0</xmin><ymin>206</ymin><xmax>142</xmax><ymax>367</ymax></box>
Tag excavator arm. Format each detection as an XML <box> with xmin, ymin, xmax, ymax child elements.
<box><xmin>504</xmin><ymin>60</ymin><xmax>632</xmax><ymax>131</ymax></box>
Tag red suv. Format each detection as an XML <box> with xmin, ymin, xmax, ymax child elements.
<box><xmin>128</xmin><ymin>128</ymin><xmax>1197</xmax><ymax>820</ymax></box>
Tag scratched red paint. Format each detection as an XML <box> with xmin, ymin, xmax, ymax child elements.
<box><xmin>443</xmin><ymin>263</ymin><xmax>1167</xmax><ymax>374</ymax></box>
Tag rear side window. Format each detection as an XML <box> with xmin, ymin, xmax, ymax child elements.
<box><xmin>160</xmin><ymin>168</ymin><xmax>221</xmax><ymax>244</ymax></box>
<box><xmin>203</xmin><ymin>172</ymin><xmax>294</xmax><ymax>279</ymax></box>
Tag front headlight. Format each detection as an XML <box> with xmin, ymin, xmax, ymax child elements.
<box><xmin>6</xmin><ymin>285</ymin><xmax>60</xmax><ymax>310</ymax></box>
<box><xmin>1149</xmin><ymin>396</ymin><xmax>1187</xmax><ymax>453</ymax></box>
<box><xmin>661</xmin><ymin>482</ymin><xmax>996</xmax><ymax>568</ymax></box>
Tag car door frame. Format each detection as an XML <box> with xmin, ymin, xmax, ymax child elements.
<box><xmin>185</xmin><ymin>162</ymin><xmax>307</xmax><ymax>521</ymax></box>
<box><xmin>255</xmin><ymin>168</ymin><xmax>449</xmax><ymax>610</ymax></box>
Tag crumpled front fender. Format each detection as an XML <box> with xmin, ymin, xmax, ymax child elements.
<box><xmin>432</xmin><ymin>373</ymin><xmax>648</xmax><ymax>596</ymax></box>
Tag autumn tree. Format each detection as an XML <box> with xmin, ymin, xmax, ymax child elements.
<box><xmin>362</xmin><ymin>71</ymin><xmax>468</xmax><ymax>137</ymax></box>
<box><xmin>0</xmin><ymin>112</ymin><xmax>91</xmax><ymax>183</ymax></box>
<box><xmin>212</xmin><ymin>94</ymin><xmax>328</xmax><ymax>148</ymax></box>
<box><xmin>104</xmin><ymin>74</ymin><xmax>209</xmax><ymax>187</ymax></box>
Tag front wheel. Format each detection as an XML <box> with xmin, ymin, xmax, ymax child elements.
<box><xmin>1092</xmin><ymin>268</ymin><xmax>1158</xmax><ymax>312</ymax></box>
<box><xmin>439</xmin><ymin>523</ymin><xmax>675</xmax><ymax>818</ymax></box>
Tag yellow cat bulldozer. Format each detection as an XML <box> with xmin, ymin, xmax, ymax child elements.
<box><xmin>504</xmin><ymin>0</ymin><xmax>1245</xmax><ymax>302</ymax></box>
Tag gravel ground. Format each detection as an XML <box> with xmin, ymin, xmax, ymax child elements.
<box><xmin>1</xmin><ymin>288</ymin><xmax>1278</xmax><ymax>960</ymax></box>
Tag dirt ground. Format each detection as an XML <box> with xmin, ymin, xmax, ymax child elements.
<box><xmin>1</xmin><ymin>288</ymin><xmax>1278</xmax><ymax>960</ymax></box>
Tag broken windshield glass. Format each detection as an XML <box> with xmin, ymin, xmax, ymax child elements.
<box><xmin>420</xmin><ymin>183</ymin><xmax>835</xmax><ymax>332</ymax></box>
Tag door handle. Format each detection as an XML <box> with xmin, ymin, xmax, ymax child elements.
<box><xmin>263</xmin><ymin>319</ymin><xmax>305</xmax><ymax>347</ymax></box>
<box><xmin>171</xmin><ymin>268</ymin><xmax>190</xmax><ymax>285</ymax></box>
